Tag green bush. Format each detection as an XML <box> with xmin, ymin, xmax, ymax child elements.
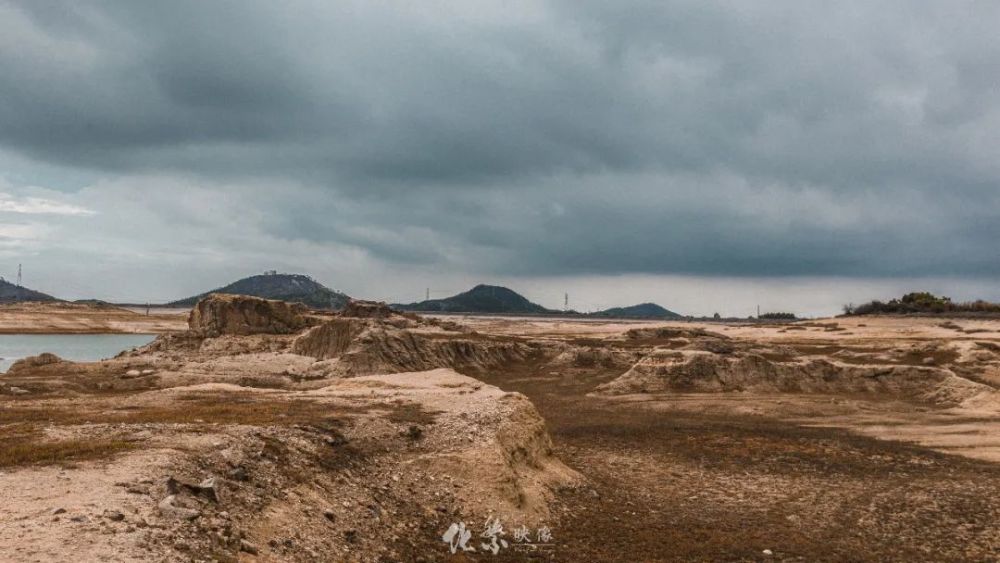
<box><xmin>846</xmin><ymin>292</ymin><xmax>1000</xmax><ymax>315</ymax></box>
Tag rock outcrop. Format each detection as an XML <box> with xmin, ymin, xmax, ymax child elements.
<box><xmin>188</xmin><ymin>294</ymin><xmax>313</xmax><ymax>337</ymax></box>
<box><xmin>338</xmin><ymin>299</ymin><xmax>399</xmax><ymax>319</ymax></box>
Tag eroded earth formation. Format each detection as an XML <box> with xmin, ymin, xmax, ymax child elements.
<box><xmin>5</xmin><ymin>297</ymin><xmax>1000</xmax><ymax>560</ymax></box>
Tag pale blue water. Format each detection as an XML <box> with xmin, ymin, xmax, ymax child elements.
<box><xmin>0</xmin><ymin>334</ymin><xmax>155</xmax><ymax>372</ymax></box>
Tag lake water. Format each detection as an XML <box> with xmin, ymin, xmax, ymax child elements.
<box><xmin>0</xmin><ymin>334</ymin><xmax>156</xmax><ymax>372</ymax></box>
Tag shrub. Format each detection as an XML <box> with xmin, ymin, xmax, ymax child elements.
<box><xmin>845</xmin><ymin>292</ymin><xmax>1000</xmax><ymax>315</ymax></box>
<box><xmin>758</xmin><ymin>312</ymin><xmax>797</xmax><ymax>320</ymax></box>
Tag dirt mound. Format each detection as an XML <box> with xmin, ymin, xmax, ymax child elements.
<box><xmin>6</xmin><ymin>352</ymin><xmax>63</xmax><ymax>373</ymax></box>
<box><xmin>291</xmin><ymin>318</ymin><xmax>366</xmax><ymax>359</ymax></box>
<box><xmin>0</xmin><ymin>368</ymin><xmax>578</xmax><ymax>561</ymax></box>
<box><xmin>600</xmin><ymin>349</ymin><xmax>993</xmax><ymax>406</ymax></box>
<box><xmin>625</xmin><ymin>326</ymin><xmax>728</xmax><ymax>341</ymax></box>
<box><xmin>188</xmin><ymin>294</ymin><xmax>313</xmax><ymax>337</ymax></box>
<box><xmin>293</xmin><ymin>319</ymin><xmax>531</xmax><ymax>376</ymax></box>
<box><xmin>548</xmin><ymin>343</ymin><xmax>641</xmax><ymax>370</ymax></box>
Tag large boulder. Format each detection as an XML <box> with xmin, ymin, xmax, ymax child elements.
<box><xmin>188</xmin><ymin>294</ymin><xmax>312</xmax><ymax>337</ymax></box>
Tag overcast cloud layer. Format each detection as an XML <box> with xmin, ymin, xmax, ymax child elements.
<box><xmin>1</xmin><ymin>1</ymin><xmax>998</xmax><ymax>315</ymax></box>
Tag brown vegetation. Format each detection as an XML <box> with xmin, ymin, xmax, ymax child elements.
<box><xmin>0</xmin><ymin>425</ymin><xmax>135</xmax><ymax>468</ymax></box>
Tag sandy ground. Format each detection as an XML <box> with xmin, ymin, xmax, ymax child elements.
<box><xmin>5</xmin><ymin>305</ymin><xmax>1000</xmax><ymax>561</ymax></box>
<box><xmin>0</xmin><ymin>303</ymin><xmax>188</xmax><ymax>334</ymax></box>
<box><xmin>463</xmin><ymin>314</ymin><xmax>1000</xmax><ymax>561</ymax></box>
<box><xmin>435</xmin><ymin>313</ymin><xmax>1000</xmax><ymax>342</ymax></box>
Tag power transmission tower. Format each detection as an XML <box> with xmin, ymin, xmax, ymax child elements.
<box><xmin>426</xmin><ymin>288</ymin><xmax>430</xmax><ymax>301</ymax></box>
<box><xmin>16</xmin><ymin>264</ymin><xmax>21</xmax><ymax>287</ymax></box>
<box><xmin>564</xmin><ymin>293</ymin><xmax>569</xmax><ymax>311</ymax></box>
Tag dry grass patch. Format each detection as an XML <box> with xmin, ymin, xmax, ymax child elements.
<box><xmin>0</xmin><ymin>393</ymin><xmax>437</xmax><ymax>428</ymax></box>
<box><xmin>0</xmin><ymin>394</ymin><xmax>343</xmax><ymax>427</ymax></box>
<box><xmin>0</xmin><ymin>425</ymin><xmax>135</xmax><ymax>468</ymax></box>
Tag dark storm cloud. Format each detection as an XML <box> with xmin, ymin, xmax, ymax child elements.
<box><xmin>1</xmin><ymin>0</ymin><xmax>999</xmax><ymax>278</ymax></box>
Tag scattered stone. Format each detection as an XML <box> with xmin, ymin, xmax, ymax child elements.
<box><xmin>763</xmin><ymin>549</ymin><xmax>774</xmax><ymax>556</ymax></box>
<box><xmin>126</xmin><ymin>484</ymin><xmax>150</xmax><ymax>495</ymax></box>
<box><xmin>323</xmin><ymin>509</ymin><xmax>336</xmax><ymax>522</ymax></box>
<box><xmin>8</xmin><ymin>386</ymin><xmax>29</xmax><ymax>395</ymax></box>
<box><xmin>239</xmin><ymin>540</ymin><xmax>259</xmax><ymax>555</ymax></box>
<box><xmin>227</xmin><ymin>466</ymin><xmax>250</xmax><ymax>482</ymax></box>
<box><xmin>197</xmin><ymin>477</ymin><xmax>220</xmax><ymax>502</ymax></box>
<box><xmin>52</xmin><ymin>508</ymin><xmax>66</xmax><ymax>515</ymax></box>
<box><xmin>104</xmin><ymin>510</ymin><xmax>125</xmax><ymax>522</ymax></box>
<box><xmin>166</xmin><ymin>475</ymin><xmax>220</xmax><ymax>502</ymax></box>
<box><xmin>157</xmin><ymin>495</ymin><xmax>201</xmax><ymax>521</ymax></box>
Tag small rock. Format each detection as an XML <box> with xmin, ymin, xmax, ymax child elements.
<box><xmin>344</xmin><ymin>529</ymin><xmax>358</xmax><ymax>543</ymax></box>
<box><xmin>197</xmin><ymin>477</ymin><xmax>220</xmax><ymax>502</ymax></box>
<box><xmin>104</xmin><ymin>510</ymin><xmax>126</xmax><ymax>522</ymax></box>
<box><xmin>140</xmin><ymin>369</ymin><xmax>155</xmax><ymax>375</ymax></box>
<box><xmin>323</xmin><ymin>509</ymin><xmax>336</xmax><ymax>522</ymax></box>
<box><xmin>239</xmin><ymin>540</ymin><xmax>259</xmax><ymax>555</ymax></box>
<box><xmin>763</xmin><ymin>549</ymin><xmax>773</xmax><ymax>556</ymax></box>
<box><xmin>227</xmin><ymin>466</ymin><xmax>250</xmax><ymax>482</ymax></box>
<box><xmin>158</xmin><ymin>495</ymin><xmax>201</xmax><ymax>521</ymax></box>
<box><xmin>8</xmin><ymin>386</ymin><xmax>29</xmax><ymax>395</ymax></box>
<box><xmin>52</xmin><ymin>508</ymin><xmax>66</xmax><ymax>515</ymax></box>
<box><xmin>123</xmin><ymin>370</ymin><xmax>141</xmax><ymax>378</ymax></box>
<box><xmin>166</xmin><ymin>475</ymin><xmax>220</xmax><ymax>502</ymax></box>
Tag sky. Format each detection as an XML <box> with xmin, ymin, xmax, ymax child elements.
<box><xmin>0</xmin><ymin>1</ymin><xmax>998</xmax><ymax>317</ymax></box>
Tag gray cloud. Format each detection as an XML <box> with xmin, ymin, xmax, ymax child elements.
<box><xmin>1</xmin><ymin>0</ymin><xmax>999</xmax><ymax>293</ymax></box>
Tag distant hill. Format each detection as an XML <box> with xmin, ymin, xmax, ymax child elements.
<box><xmin>591</xmin><ymin>303</ymin><xmax>681</xmax><ymax>319</ymax></box>
<box><xmin>168</xmin><ymin>273</ymin><xmax>350</xmax><ymax>310</ymax></box>
<box><xmin>394</xmin><ymin>284</ymin><xmax>552</xmax><ymax>314</ymax></box>
<box><xmin>0</xmin><ymin>278</ymin><xmax>58</xmax><ymax>303</ymax></box>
